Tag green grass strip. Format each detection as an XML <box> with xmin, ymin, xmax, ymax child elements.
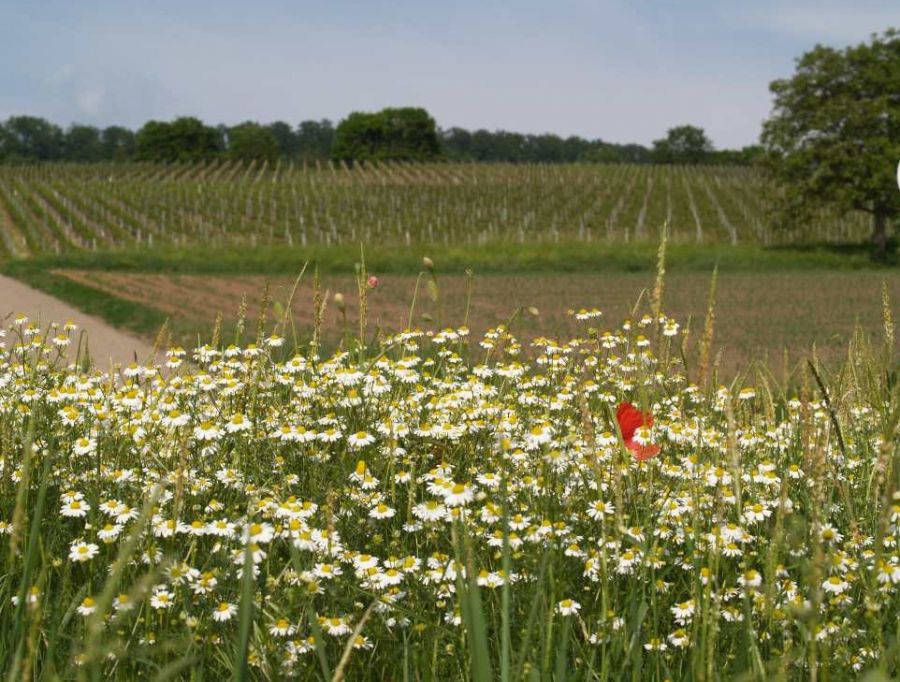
<box><xmin>3</xmin><ymin>241</ymin><xmax>897</xmax><ymax>277</ymax></box>
<box><xmin>1</xmin><ymin>259</ymin><xmax>169</xmax><ymax>340</ymax></box>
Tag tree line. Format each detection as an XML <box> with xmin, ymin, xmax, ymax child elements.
<box><xmin>0</xmin><ymin>110</ymin><xmax>760</xmax><ymax>166</ymax></box>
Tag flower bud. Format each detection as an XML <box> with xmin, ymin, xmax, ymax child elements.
<box><xmin>422</xmin><ymin>256</ymin><xmax>434</xmax><ymax>271</ymax></box>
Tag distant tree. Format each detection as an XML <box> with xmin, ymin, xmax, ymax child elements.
<box><xmin>468</xmin><ymin>129</ymin><xmax>498</xmax><ymax>161</ymax></box>
<box><xmin>439</xmin><ymin>127</ymin><xmax>473</xmax><ymax>161</ymax></box>
<box><xmin>0</xmin><ymin>116</ymin><xmax>64</xmax><ymax>161</ymax></box>
<box><xmin>440</xmin><ymin>127</ymin><xmax>655</xmax><ymax>164</ymax></box>
<box><xmin>761</xmin><ymin>29</ymin><xmax>900</xmax><ymax>255</ymax></box>
<box><xmin>333</xmin><ymin>108</ymin><xmax>441</xmax><ymax>162</ymax></box>
<box><xmin>708</xmin><ymin>145</ymin><xmax>764</xmax><ymax>166</ymax></box>
<box><xmin>100</xmin><ymin>126</ymin><xmax>136</xmax><ymax>161</ymax></box>
<box><xmin>63</xmin><ymin>124</ymin><xmax>103</xmax><ymax>162</ymax></box>
<box><xmin>523</xmin><ymin>134</ymin><xmax>566</xmax><ymax>163</ymax></box>
<box><xmin>380</xmin><ymin>108</ymin><xmax>441</xmax><ymax>160</ymax></box>
<box><xmin>652</xmin><ymin>125</ymin><xmax>714</xmax><ymax>164</ymax></box>
<box><xmin>296</xmin><ymin>119</ymin><xmax>335</xmax><ymax>161</ymax></box>
<box><xmin>580</xmin><ymin>144</ymin><xmax>622</xmax><ymax>163</ymax></box>
<box><xmin>213</xmin><ymin>124</ymin><xmax>229</xmax><ymax>155</ymax></box>
<box><xmin>562</xmin><ymin>136</ymin><xmax>592</xmax><ymax>162</ymax></box>
<box><xmin>331</xmin><ymin>112</ymin><xmax>379</xmax><ymax>162</ymax></box>
<box><xmin>227</xmin><ymin>122</ymin><xmax>280</xmax><ymax>162</ymax></box>
<box><xmin>267</xmin><ymin>121</ymin><xmax>299</xmax><ymax>158</ymax></box>
<box><xmin>0</xmin><ymin>114</ymin><xmax>747</xmax><ymax>167</ymax></box>
<box><xmin>135</xmin><ymin>117</ymin><xmax>220</xmax><ymax>162</ymax></box>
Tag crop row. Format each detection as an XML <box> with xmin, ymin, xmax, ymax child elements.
<box><xmin>0</xmin><ymin>162</ymin><xmax>871</xmax><ymax>254</ymax></box>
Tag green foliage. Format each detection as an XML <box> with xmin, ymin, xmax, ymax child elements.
<box><xmin>296</xmin><ymin>119</ymin><xmax>335</xmax><ymax>161</ymax></box>
<box><xmin>63</xmin><ymin>125</ymin><xmax>104</xmax><ymax>162</ymax></box>
<box><xmin>135</xmin><ymin>117</ymin><xmax>221</xmax><ymax>163</ymax></box>
<box><xmin>710</xmin><ymin>144</ymin><xmax>764</xmax><ymax>166</ymax></box>
<box><xmin>0</xmin><ymin>120</ymin><xmax>135</xmax><ymax>164</ymax></box>
<box><xmin>762</xmin><ymin>28</ymin><xmax>900</xmax><ymax>254</ymax></box>
<box><xmin>0</xmin><ymin>114</ymin><xmax>767</xmax><ymax>166</ymax></box>
<box><xmin>0</xmin><ymin>116</ymin><xmax>64</xmax><ymax>162</ymax></box>
<box><xmin>332</xmin><ymin>107</ymin><xmax>441</xmax><ymax>162</ymax></box>
<box><xmin>6</xmin><ymin>242</ymin><xmax>893</xmax><ymax>284</ymax></box>
<box><xmin>265</xmin><ymin>121</ymin><xmax>299</xmax><ymax>158</ymax></box>
<box><xmin>440</xmin><ymin>128</ymin><xmax>656</xmax><ymax>164</ymax></box>
<box><xmin>99</xmin><ymin>126</ymin><xmax>136</xmax><ymax>161</ymax></box>
<box><xmin>226</xmin><ymin>122</ymin><xmax>280</xmax><ymax>162</ymax></box>
<box><xmin>652</xmin><ymin>125</ymin><xmax>715</xmax><ymax>164</ymax></box>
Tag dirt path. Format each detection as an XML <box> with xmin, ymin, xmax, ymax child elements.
<box><xmin>0</xmin><ymin>274</ymin><xmax>158</xmax><ymax>369</ymax></box>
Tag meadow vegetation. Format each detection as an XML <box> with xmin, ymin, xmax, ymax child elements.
<box><xmin>0</xmin><ymin>245</ymin><xmax>899</xmax><ymax>679</ymax></box>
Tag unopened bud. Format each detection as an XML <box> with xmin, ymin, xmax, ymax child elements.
<box><xmin>334</xmin><ymin>293</ymin><xmax>345</xmax><ymax>311</ymax></box>
<box><xmin>527</xmin><ymin>306</ymin><xmax>540</xmax><ymax>317</ymax></box>
<box><xmin>422</xmin><ymin>256</ymin><xmax>434</xmax><ymax>271</ymax></box>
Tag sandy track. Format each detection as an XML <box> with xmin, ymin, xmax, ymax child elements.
<box><xmin>0</xmin><ymin>274</ymin><xmax>158</xmax><ymax>369</ymax></box>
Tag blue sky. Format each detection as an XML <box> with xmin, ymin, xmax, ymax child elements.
<box><xmin>1</xmin><ymin>0</ymin><xmax>896</xmax><ymax>148</ymax></box>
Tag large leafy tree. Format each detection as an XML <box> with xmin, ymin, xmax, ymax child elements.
<box><xmin>332</xmin><ymin>108</ymin><xmax>441</xmax><ymax>162</ymax></box>
<box><xmin>266</xmin><ymin>121</ymin><xmax>299</xmax><ymax>158</ymax></box>
<box><xmin>762</xmin><ymin>29</ymin><xmax>900</xmax><ymax>254</ymax></box>
<box><xmin>652</xmin><ymin>125</ymin><xmax>714</xmax><ymax>164</ymax></box>
<box><xmin>0</xmin><ymin>116</ymin><xmax>64</xmax><ymax>161</ymax></box>
<box><xmin>100</xmin><ymin>126</ymin><xmax>136</xmax><ymax>161</ymax></box>
<box><xmin>296</xmin><ymin>119</ymin><xmax>335</xmax><ymax>161</ymax></box>
<box><xmin>135</xmin><ymin>117</ymin><xmax>220</xmax><ymax>162</ymax></box>
<box><xmin>227</xmin><ymin>122</ymin><xmax>280</xmax><ymax>162</ymax></box>
<box><xmin>63</xmin><ymin>124</ymin><xmax>103</xmax><ymax>162</ymax></box>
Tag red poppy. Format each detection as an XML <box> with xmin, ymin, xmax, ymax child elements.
<box><xmin>616</xmin><ymin>402</ymin><xmax>660</xmax><ymax>461</ymax></box>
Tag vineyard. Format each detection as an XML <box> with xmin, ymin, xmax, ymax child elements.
<box><xmin>0</xmin><ymin>162</ymin><xmax>872</xmax><ymax>257</ymax></box>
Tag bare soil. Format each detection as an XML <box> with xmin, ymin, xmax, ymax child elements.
<box><xmin>54</xmin><ymin>269</ymin><xmax>900</xmax><ymax>378</ymax></box>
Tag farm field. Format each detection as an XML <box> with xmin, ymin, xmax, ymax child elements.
<box><xmin>46</xmin><ymin>268</ymin><xmax>900</xmax><ymax>377</ymax></box>
<box><xmin>0</xmin><ymin>162</ymin><xmax>873</xmax><ymax>257</ymax></box>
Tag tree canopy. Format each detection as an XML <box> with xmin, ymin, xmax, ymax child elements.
<box><xmin>652</xmin><ymin>125</ymin><xmax>715</xmax><ymax>164</ymax></box>
<box><xmin>99</xmin><ymin>126</ymin><xmax>136</xmax><ymax>161</ymax></box>
<box><xmin>0</xmin><ymin>112</ymin><xmax>757</xmax><ymax>166</ymax></box>
<box><xmin>332</xmin><ymin>108</ymin><xmax>442</xmax><ymax>162</ymax></box>
<box><xmin>761</xmin><ymin>28</ymin><xmax>900</xmax><ymax>254</ymax></box>
<box><xmin>0</xmin><ymin>116</ymin><xmax>64</xmax><ymax>161</ymax></box>
<box><xmin>63</xmin><ymin>125</ymin><xmax>104</xmax><ymax>162</ymax></box>
<box><xmin>439</xmin><ymin>127</ymin><xmax>655</xmax><ymax>164</ymax></box>
<box><xmin>227</xmin><ymin>122</ymin><xmax>280</xmax><ymax>162</ymax></box>
<box><xmin>135</xmin><ymin>117</ymin><xmax>221</xmax><ymax>163</ymax></box>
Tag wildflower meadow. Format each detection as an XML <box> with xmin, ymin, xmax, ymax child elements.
<box><xmin>0</xmin><ymin>251</ymin><xmax>898</xmax><ymax>681</ymax></box>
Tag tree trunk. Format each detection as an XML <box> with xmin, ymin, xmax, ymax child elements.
<box><xmin>872</xmin><ymin>211</ymin><xmax>887</xmax><ymax>257</ymax></box>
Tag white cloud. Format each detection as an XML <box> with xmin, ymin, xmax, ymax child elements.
<box><xmin>75</xmin><ymin>88</ymin><xmax>104</xmax><ymax>117</ymax></box>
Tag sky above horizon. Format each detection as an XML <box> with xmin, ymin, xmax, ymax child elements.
<box><xmin>2</xmin><ymin>1</ymin><xmax>897</xmax><ymax>149</ymax></box>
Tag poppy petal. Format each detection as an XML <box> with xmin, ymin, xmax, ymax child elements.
<box><xmin>626</xmin><ymin>440</ymin><xmax>660</xmax><ymax>462</ymax></box>
<box><xmin>617</xmin><ymin>402</ymin><xmax>649</xmax><ymax>441</ymax></box>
